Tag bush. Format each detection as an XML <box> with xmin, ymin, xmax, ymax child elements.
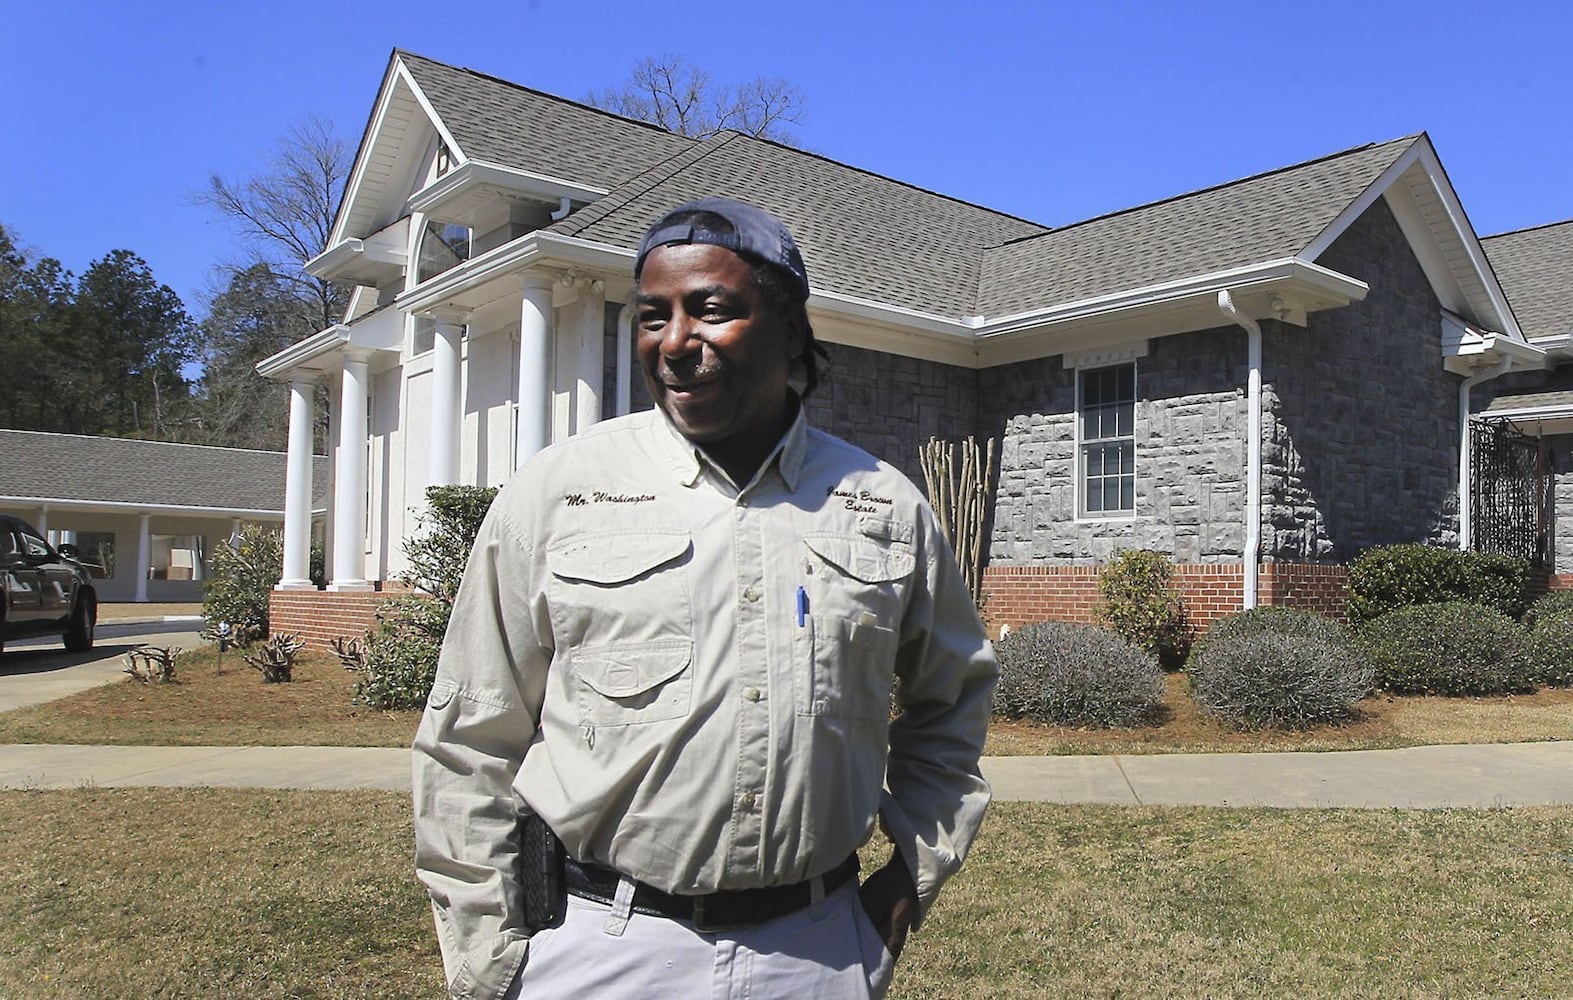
<box><xmin>1094</xmin><ymin>550</ymin><xmax>1191</xmax><ymax>670</ymax></box>
<box><xmin>1522</xmin><ymin>590</ymin><xmax>1573</xmax><ymax>631</ymax></box>
<box><xmin>1185</xmin><ymin>606</ymin><xmax>1353</xmax><ymax>670</ymax></box>
<box><xmin>355</xmin><ymin>485</ymin><xmax>499</xmax><ymax>709</ymax></box>
<box><xmin>1358</xmin><ymin>602</ymin><xmax>1533</xmax><ymax>695</ymax></box>
<box><xmin>1346</xmin><ymin>544</ymin><xmax>1529</xmax><ymax>624</ymax></box>
<box><xmin>202</xmin><ymin>523</ymin><xmax>282</xmax><ymax>646</ymax></box>
<box><xmin>1526</xmin><ymin>609</ymin><xmax>1573</xmax><ymax>688</ymax></box>
<box><xmin>994</xmin><ymin>620</ymin><xmax>1163</xmax><ymax>728</ymax></box>
<box><xmin>1188</xmin><ymin>615</ymin><xmax>1373</xmax><ymax>730</ymax></box>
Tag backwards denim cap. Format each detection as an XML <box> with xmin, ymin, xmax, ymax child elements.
<box><xmin>634</xmin><ymin>197</ymin><xmax>810</xmax><ymax>300</ymax></box>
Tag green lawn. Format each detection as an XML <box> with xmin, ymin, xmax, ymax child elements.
<box><xmin>3</xmin><ymin>790</ymin><xmax>1569</xmax><ymax>999</ymax></box>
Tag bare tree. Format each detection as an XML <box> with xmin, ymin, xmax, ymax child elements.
<box><xmin>587</xmin><ymin>55</ymin><xmax>806</xmax><ymax>144</ymax></box>
<box><xmin>200</xmin><ymin>115</ymin><xmax>351</xmax><ymax>333</ymax></box>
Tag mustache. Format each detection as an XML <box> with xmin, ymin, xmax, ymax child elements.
<box><xmin>657</xmin><ymin>360</ymin><xmax>726</xmax><ymax>386</ymax></box>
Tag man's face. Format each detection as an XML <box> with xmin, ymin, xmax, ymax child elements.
<box><xmin>635</xmin><ymin>243</ymin><xmax>804</xmax><ymax>450</ymax></box>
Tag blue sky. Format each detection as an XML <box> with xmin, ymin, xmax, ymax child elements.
<box><xmin>4</xmin><ymin>0</ymin><xmax>1569</xmax><ymax>317</ymax></box>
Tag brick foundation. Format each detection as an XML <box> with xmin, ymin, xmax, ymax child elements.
<box><xmin>268</xmin><ymin>589</ymin><xmax>384</xmax><ymax>650</ymax></box>
<box><xmin>982</xmin><ymin>561</ymin><xmax>1351</xmax><ymax>634</ymax></box>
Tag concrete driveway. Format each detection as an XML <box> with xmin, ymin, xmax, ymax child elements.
<box><xmin>0</xmin><ymin>620</ymin><xmax>204</xmax><ymax>712</ymax></box>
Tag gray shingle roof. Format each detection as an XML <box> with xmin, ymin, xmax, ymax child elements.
<box><xmin>547</xmin><ymin>131</ymin><xmax>1050</xmax><ymax>316</ymax></box>
<box><xmin>1483</xmin><ymin>389</ymin><xmax>1573</xmax><ymax>414</ymax></box>
<box><xmin>0</xmin><ymin>431</ymin><xmax>329</xmax><ymax>513</ymax></box>
<box><xmin>975</xmin><ymin>137</ymin><xmax>1420</xmax><ymax>315</ymax></box>
<box><xmin>1482</xmin><ymin>220</ymin><xmax>1573</xmax><ymax>340</ymax></box>
<box><xmin>398</xmin><ymin>52</ymin><xmax>694</xmax><ymax>193</ymax></box>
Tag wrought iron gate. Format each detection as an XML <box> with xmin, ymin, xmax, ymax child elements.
<box><xmin>1470</xmin><ymin>419</ymin><xmax>1552</xmax><ymax>566</ymax></box>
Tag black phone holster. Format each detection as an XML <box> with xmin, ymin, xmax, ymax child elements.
<box><xmin>520</xmin><ymin>812</ymin><xmax>567</xmax><ymax>932</ymax></box>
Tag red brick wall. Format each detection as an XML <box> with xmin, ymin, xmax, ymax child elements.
<box><xmin>982</xmin><ymin>561</ymin><xmax>1351</xmax><ymax>635</ymax></box>
<box><xmin>268</xmin><ymin>590</ymin><xmax>383</xmax><ymax>651</ymax></box>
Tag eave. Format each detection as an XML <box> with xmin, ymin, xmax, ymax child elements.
<box><xmin>408</xmin><ymin>160</ymin><xmax>607</xmax><ymax>227</ymax></box>
<box><xmin>1442</xmin><ymin>313</ymin><xmax>1548</xmax><ymax>376</ymax></box>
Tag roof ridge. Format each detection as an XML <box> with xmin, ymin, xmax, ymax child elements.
<box><xmin>395</xmin><ymin>50</ymin><xmax>701</xmax><ymax>147</ymax></box>
<box><xmin>993</xmin><ymin>133</ymin><xmax>1424</xmax><ymax>249</ymax></box>
<box><xmin>1482</xmin><ymin>217</ymin><xmax>1573</xmax><ymax>241</ymax></box>
<box><xmin>716</xmin><ymin>129</ymin><xmax>1052</xmax><ymax>234</ymax></box>
<box><xmin>0</xmin><ymin>428</ymin><xmax>298</xmax><ymax>458</ymax></box>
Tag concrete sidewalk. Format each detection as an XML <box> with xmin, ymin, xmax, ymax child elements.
<box><xmin>3</xmin><ymin>741</ymin><xmax>1571</xmax><ymax>808</ymax></box>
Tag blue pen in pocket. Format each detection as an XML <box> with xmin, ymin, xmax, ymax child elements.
<box><xmin>796</xmin><ymin>586</ymin><xmax>808</xmax><ymax>627</ymax></box>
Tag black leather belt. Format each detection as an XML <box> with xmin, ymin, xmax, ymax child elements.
<box><xmin>564</xmin><ymin>854</ymin><xmax>861</xmax><ymax>932</ymax></box>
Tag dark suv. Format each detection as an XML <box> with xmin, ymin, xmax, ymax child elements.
<box><xmin>0</xmin><ymin>514</ymin><xmax>97</xmax><ymax>654</ymax></box>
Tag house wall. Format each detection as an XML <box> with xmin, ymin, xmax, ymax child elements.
<box><xmin>0</xmin><ymin>505</ymin><xmax>250</xmax><ymax>603</ymax></box>
<box><xmin>804</xmin><ymin>342</ymin><xmax>979</xmax><ymax>486</ymax></box>
<box><xmin>980</xmin><ymin>328</ymin><xmax>1252</xmax><ymax>566</ymax></box>
<box><xmin>1262</xmin><ymin>197</ymin><xmax>1460</xmax><ymax>560</ymax></box>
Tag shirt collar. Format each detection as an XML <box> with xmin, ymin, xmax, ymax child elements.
<box><xmin>644</xmin><ymin>401</ymin><xmax>808</xmax><ymax>493</ymax></box>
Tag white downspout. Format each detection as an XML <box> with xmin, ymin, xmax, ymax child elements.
<box><xmin>549</xmin><ymin>197</ymin><xmax>573</xmax><ymax>222</ymax></box>
<box><xmin>1458</xmin><ymin>356</ymin><xmax>1513</xmax><ymax>551</ymax></box>
<box><xmin>615</xmin><ymin>303</ymin><xmax>634</xmax><ymax>416</ymax></box>
<box><xmin>1217</xmin><ymin>290</ymin><xmax>1262</xmax><ymax>610</ymax></box>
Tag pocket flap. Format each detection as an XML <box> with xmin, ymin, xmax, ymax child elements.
<box><xmin>575</xmin><ymin>641</ymin><xmax>692</xmax><ymax>698</ymax></box>
<box><xmin>802</xmin><ymin>532</ymin><xmax>915</xmax><ymax>583</ymax></box>
<box><xmin>549</xmin><ymin>532</ymin><xmax>691</xmax><ymax>585</ymax></box>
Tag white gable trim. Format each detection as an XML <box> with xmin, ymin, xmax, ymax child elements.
<box><xmin>1300</xmin><ymin>137</ymin><xmax>1522</xmax><ymax>341</ymax></box>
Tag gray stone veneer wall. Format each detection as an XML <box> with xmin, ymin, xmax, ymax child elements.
<box><xmin>1264</xmin><ymin>199</ymin><xmax>1459</xmax><ymax>560</ymax></box>
<box><xmin>981</xmin><ymin>198</ymin><xmax>1461</xmax><ymax>568</ymax></box>
<box><xmin>979</xmin><ymin>330</ymin><xmax>1252</xmax><ymax>565</ymax></box>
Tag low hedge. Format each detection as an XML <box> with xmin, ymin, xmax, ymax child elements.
<box><xmin>1187</xmin><ymin>607</ymin><xmax>1372</xmax><ymax>729</ymax></box>
<box><xmin>1526</xmin><ymin>609</ymin><xmax>1573</xmax><ymax>688</ymax></box>
<box><xmin>1346</xmin><ymin>544</ymin><xmax>1528</xmax><ymax>624</ymax></box>
<box><xmin>1358</xmin><ymin>602</ymin><xmax>1534</xmax><ymax>696</ymax></box>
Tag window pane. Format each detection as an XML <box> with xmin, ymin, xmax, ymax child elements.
<box><xmin>148</xmin><ymin>535</ymin><xmax>207</xmax><ymax>582</ymax></box>
<box><xmin>1085</xmin><ymin>478</ymin><xmax>1103</xmax><ymax>513</ymax></box>
<box><xmin>1120</xmin><ymin>477</ymin><xmax>1134</xmax><ymax>512</ymax></box>
<box><xmin>1119</xmin><ymin>443</ymin><xmax>1134</xmax><ymax>475</ymax></box>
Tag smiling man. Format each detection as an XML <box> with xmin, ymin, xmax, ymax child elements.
<box><xmin>413</xmin><ymin>197</ymin><xmax>997</xmax><ymax>1000</ymax></box>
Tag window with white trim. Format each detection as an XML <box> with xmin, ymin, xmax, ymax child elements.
<box><xmin>1079</xmin><ymin>363</ymin><xmax>1135</xmax><ymax>516</ymax></box>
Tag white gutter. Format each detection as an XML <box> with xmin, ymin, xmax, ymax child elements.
<box><xmin>1216</xmin><ymin>290</ymin><xmax>1262</xmax><ymax>611</ymax></box>
<box><xmin>1457</xmin><ymin>355</ymin><xmax>1513</xmax><ymax>551</ymax></box>
<box><xmin>0</xmin><ymin>496</ymin><xmax>324</xmax><ymax>519</ymax></box>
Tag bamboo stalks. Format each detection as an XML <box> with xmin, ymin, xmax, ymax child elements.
<box><xmin>919</xmin><ymin>435</ymin><xmax>996</xmax><ymax>607</ymax></box>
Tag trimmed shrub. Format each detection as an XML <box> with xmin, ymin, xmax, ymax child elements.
<box><xmin>1094</xmin><ymin>550</ymin><xmax>1191</xmax><ymax>670</ymax></box>
<box><xmin>1189</xmin><ymin>630</ymin><xmax>1373</xmax><ymax>730</ymax></box>
<box><xmin>1522</xmin><ymin>590</ymin><xmax>1573</xmax><ymax>631</ymax></box>
<box><xmin>994</xmin><ymin>620</ymin><xmax>1163</xmax><ymax>728</ymax></box>
<box><xmin>1185</xmin><ymin>606</ymin><xmax>1353</xmax><ymax>670</ymax></box>
<box><xmin>245</xmin><ymin>632</ymin><xmax>305</xmax><ymax>683</ymax></box>
<box><xmin>1358</xmin><ymin>602</ymin><xmax>1533</xmax><ymax>695</ymax></box>
<box><xmin>355</xmin><ymin>485</ymin><xmax>499</xmax><ymax>709</ymax></box>
<box><xmin>1346</xmin><ymin>544</ymin><xmax>1529</xmax><ymax>624</ymax></box>
<box><xmin>1526</xmin><ymin>609</ymin><xmax>1573</xmax><ymax>688</ymax></box>
<box><xmin>202</xmin><ymin>523</ymin><xmax>282</xmax><ymax>646</ymax></box>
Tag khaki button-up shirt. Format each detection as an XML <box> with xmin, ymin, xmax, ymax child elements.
<box><xmin>413</xmin><ymin>408</ymin><xmax>997</xmax><ymax>1000</ymax></box>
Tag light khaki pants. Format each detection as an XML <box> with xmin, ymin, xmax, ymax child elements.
<box><xmin>505</xmin><ymin>879</ymin><xmax>894</xmax><ymax>999</ymax></box>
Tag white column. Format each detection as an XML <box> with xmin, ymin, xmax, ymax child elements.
<box><xmin>616</xmin><ymin>303</ymin><xmax>634</xmax><ymax>417</ymax></box>
<box><xmin>277</xmin><ymin>375</ymin><xmax>316</xmax><ymax>590</ymax></box>
<box><xmin>329</xmin><ymin>350</ymin><xmax>373</xmax><ymax>591</ymax></box>
<box><xmin>230</xmin><ymin>518</ymin><xmax>241</xmax><ymax>543</ymax></box>
<box><xmin>135</xmin><ymin>513</ymin><xmax>151</xmax><ymax>602</ymax></box>
<box><xmin>574</xmin><ymin>279</ymin><xmax>606</xmax><ymax>433</ymax></box>
<box><xmin>428</xmin><ymin>309</ymin><xmax>467</xmax><ymax>487</ymax></box>
<box><xmin>36</xmin><ymin>506</ymin><xmax>48</xmax><ymax>534</ymax></box>
<box><xmin>516</xmin><ymin>274</ymin><xmax>554</xmax><ymax>470</ymax></box>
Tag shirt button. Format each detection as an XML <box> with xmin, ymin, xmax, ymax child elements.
<box><xmin>740</xmin><ymin>791</ymin><xmax>756</xmax><ymax>810</ymax></box>
<box><xmin>742</xmin><ymin>586</ymin><xmax>760</xmax><ymax>603</ymax></box>
<box><xmin>742</xmin><ymin>686</ymin><xmax>761</xmax><ymax>702</ymax></box>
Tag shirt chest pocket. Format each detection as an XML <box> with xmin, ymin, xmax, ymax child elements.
<box><xmin>794</xmin><ymin>525</ymin><xmax>915</xmax><ymax>722</ymax></box>
<box><xmin>549</xmin><ymin>531</ymin><xmax>694</xmax><ymax>728</ymax></box>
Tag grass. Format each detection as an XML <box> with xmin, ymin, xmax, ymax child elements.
<box><xmin>2</xmin><ymin>649</ymin><xmax>1570</xmax><ymax>753</ymax></box>
<box><xmin>0</xmin><ymin>648</ymin><xmax>419</xmax><ymax>747</ymax></box>
<box><xmin>3</xmin><ymin>789</ymin><xmax>1570</xmax><ymax>998</ymax></box>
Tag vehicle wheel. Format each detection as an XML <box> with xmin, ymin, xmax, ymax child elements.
<box><xmin>64</xmin><ymin>593</ymin><xmax>96</xmax><ymax>652</ymax></box>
